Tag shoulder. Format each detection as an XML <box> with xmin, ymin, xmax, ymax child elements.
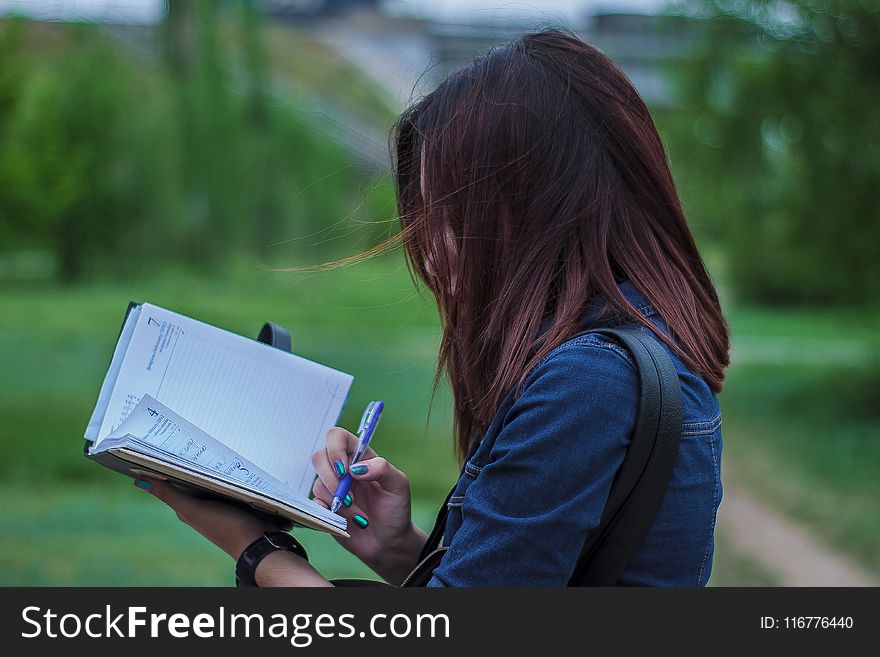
<box><xmin>518</xmin><ymin>331</ymin><xmax>639</xmax><ymax>403</ymax></box>
<box><xmin>534</xmin><ymin>331</ymin><xmax>637</xmax><ymax>377</ymax></box>
<box><xmin>487</xmin><ymin>331</ymin><xmax>640</xmax><ymax>462</ymax></box>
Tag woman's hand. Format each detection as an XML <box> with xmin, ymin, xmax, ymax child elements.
<box><xmin>133</xmin><ymin>477</ymin><xmax>331</xmax><ymax>586</ymax></box>
<box><xmin>134</xmin><ymin>477</ymin><xmax>274</xmax><ymax>558</ymax></box>
<box><xmin>311</xmin><ymin>428</ymin><xmax>427</xmax><ymax>585</ymax></box>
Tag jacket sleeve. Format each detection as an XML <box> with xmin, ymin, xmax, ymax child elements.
<box><xmin>426</xmin><ymin>339</ymin><xmax>639</xmax><ymax>587</ymax></box>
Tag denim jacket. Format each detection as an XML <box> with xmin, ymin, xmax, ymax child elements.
<box><xmin>426</xmin><ymin>281</ymin><xmax>723</xmax><ymax>587</ymax></box>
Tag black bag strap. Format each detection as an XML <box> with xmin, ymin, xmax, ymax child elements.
<box><xmin>567</xmin><ymin>327</ymin><xmax>682</xmax><ymax>585</ymax></box>
<box><xmin>258</xmin><ymin>321</ymin><xmax>292</xmax><ymax>353</ymax></box>
<box><xmin>418</xmin><ymin>488</ymin><xmax>455</xmax><ymax>563</ymax></box>
<box><xmin>411</xmin><ymin>326</ymin><xmax>682</xmax><ymax>586</ymax></box>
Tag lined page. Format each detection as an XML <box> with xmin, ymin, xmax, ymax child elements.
<box><xmin>101</xmin><ymin>395</ymin><xmax>294</xmax><ymax>500</ymax></box>
<box><xmin>91</xmin><ymin>303</ymin><xmax>353</xmax><ymax>496</ymax></box>
<box><xmin>98</xmin><ymin>395</ymin><xmax>343</xmax><ymax>529</ymax></box>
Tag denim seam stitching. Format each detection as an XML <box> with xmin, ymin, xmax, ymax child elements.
<box><xmin>681</xmin><ymin>425</ymin><xmax>722</xmax><ymax>437</ymax></box>
<box><xmin>697</xmin><ymin>436</ymin><xmax>719</xmax><ymax>586</ymax></box>
<box><xmin>587</xmin><ymin>339</ymin><xmax>633</xmax><ymax>362</ymax></box>
<box><xmin>682</xmin><ymin>413</ymin><xmax>722</xmax><ymax>428</ymax></box>
<box><xmin>534</xmin><ymin>334</ymin><xmax>635</xmax><ymax>372</ymax></box>
<box><xmin>681</xmin><ymin>416</ymin><xmax>722</xmax><ymax>437</ymax></box>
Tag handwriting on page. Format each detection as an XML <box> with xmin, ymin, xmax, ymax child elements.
<box><xmin>146</xmin><ymin>318</ymin><xmax>184</xmax><ymax>381</ymax></box>
<box><xmin>138</xmin><ymin>406</ymin><xmax>278</xmax><ymax>493</ymax></box>
<box><xmin>106</xmin><ymin>318</ymin><xmax>183</xmax><ymax>434</ymax></box>
<box><xmin>112</xmin><ymin>393</ymin><xmax>142</xmax><ymax>434</ymax></box>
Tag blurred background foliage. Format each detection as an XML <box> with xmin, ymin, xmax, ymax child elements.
<box><xmin>664</xmin><ymin>0</ymin><xmax>880</xmax><ymax>306</ymax></box>
<box><xmin>0</xmin><ymin>0</ymin><xmax>877</xmax><ymax>586</ymax></box>
<box><xmin>0</xmin><ymin>2</ymin><xmax>395</xmax><ymax>281</ymax></box>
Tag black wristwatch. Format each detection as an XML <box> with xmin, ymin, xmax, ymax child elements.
<box><xmin>235</xmin><ymin>531</ymin><xmax>309</xmax><ymax>587</ymax></box>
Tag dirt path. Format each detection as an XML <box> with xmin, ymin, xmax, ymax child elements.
<box><xmin>717</xmin><ymin>469</ymin><xmax>878</xmax><ymax>586</ymax></box>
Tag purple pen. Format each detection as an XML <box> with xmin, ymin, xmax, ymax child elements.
<box><xmin>330</xmin><ymin>401</ymin><xmax>384</xmax><ymax>513</ymax></box>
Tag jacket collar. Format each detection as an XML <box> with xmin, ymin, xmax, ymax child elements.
<box><xmin>537</xmin><ymin>281</ymin><xmax>656</xmax><ymax>338</ymax></box>
<box><xmin>579</xmin><ymin>280</ymin><xmax>657</xmax><ymax>328</ymax></box>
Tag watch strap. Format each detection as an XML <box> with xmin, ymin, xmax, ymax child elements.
<box><xmin>235</xmin><ymin>531</ymin><xmax>308</xmax><ymax>587</ymax></box>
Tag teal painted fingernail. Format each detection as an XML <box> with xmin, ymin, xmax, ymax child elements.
<box><xmin>352</xmin><ymin>514</ymin><xmax>369</xmax><ymax>529</ymax></box>
<box><xmin>334</xmin><ymin>460</ymin><xmax>345</xmax><ymax>477</ymax></box>
<box><xmin>134</xmin><ymin>479</ymin><xmax>152</xmax><ymax>491</ymax></box>
<box><xmin>343</xmin><ymin>494</ymin><xmax>353</xmax><ymax>507</ymax></box>
<box><xmin>350</xmin><ymin>464</ymin><xmax>368</xmax><ymax>475</ymax></box>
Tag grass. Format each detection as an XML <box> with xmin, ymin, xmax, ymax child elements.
<box><xmin>0</xmin><ymin>481</ymin><xmax>442</xmax><ymax>586</ymax></box>
<box><xmin>0</xmin><ymin>256</ymin><xmax>877</xmax><ymax>584</ymax></box>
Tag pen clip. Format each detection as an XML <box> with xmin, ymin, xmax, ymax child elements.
<box><xmin>357</xmin><ymin>401</ymin><xmax>379</xmax><ymax>435</ymax></box>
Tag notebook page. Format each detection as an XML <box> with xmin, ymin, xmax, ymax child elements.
<box><xmin>101</xmin><ymin>395</ymin><xmax>293</xmax><ymax>500</ymax></box>
<box><xmin>92</xmin><ymin>303</ymin><xmax>353</xmax><ymax>495</ymax></box>
<box><xmin>84</xmin><ymin>304</ymin><xmax>142</xmax><ymax>442</ymax></box>
<box><xmin>100</xmin><ymin>396</ymin><xmax>343</xmax><ymax>529</ymax></box>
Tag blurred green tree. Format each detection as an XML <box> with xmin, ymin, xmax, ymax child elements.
<box><xmin>666</xmin><ymin>0</ymin><xmax>880</xmax><ymax>305</ymax></box>
<box><xmin>240</xmin><ymin>0</ymin><xmax>285</xmax><ymax>250</ymax></box>
<box><xmin>0</xmin><ymin>18</ymin><xmax>25</xmax><ymax>249</ymax></box>
<box><xmin>0</xmin><ymin>24</ymin><xmax>145</xmax><ymax>280</ymax></box>
<box><xmin>163</xmin><ymin>0</ymin><xmax>245</xmax><ymax>266</ymax></box>
<box><xmin>0</xmin><ymin>3</ymin><xmax>394</xmax><ymax>282</ymax></box>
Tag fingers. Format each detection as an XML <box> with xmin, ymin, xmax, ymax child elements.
<box><xmin>312</xmin><ymin>426</ymin><xmax>379</xmax><ymax>496</ymax></box>
<box><xmin>324</xmin><ymin>427</ymin><xmax>378</xmax><ymax>476</ymax></box>
<box><xmin>311</xmin><ymin>448</ymin><xmax>341</xmax><ymax>499</ymax></box>
<box><xmin>348</xmin><ymin>456</ymin><xmax>409</xmax><ymax>496</ymax></box>
<box><xmin>324</xmin><ymin>427</ymin><xmax>359</xmax><ymax>477</ymax></box>
<box><xmin>310</xmin><ymin>479</ymin><xmax>368</xmax><ymax>530</ymax></box>
<box><xmin>311</xmin><ymin>478</ymin><xmax>353</xmax><ymax>509</ymax></box>
<box><xmin>134</xmin><ymin>477</ymin><xmax>199</xmax><ymax>525</ymax></box>
<box><xmin>349</xmin><ymin>512</ymin><xmax>369</xmax><ymax>529</ymax></box>
<box><xmin>310</xmin><ymin>427</ymin><xmax>400</xmax><ymax>534</ymax></box>
<box><xmin>311</xmin><ymin>495</ymin><xmax>362</xmax><ymax>528</ymax></box>
<box><xmin>319</xmin><ymin>502</ymin><xmax>370</xmax><ymax>531</ymax></box>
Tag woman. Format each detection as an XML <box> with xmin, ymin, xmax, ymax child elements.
<box><xmin>136</xmin><ymin>29</ymin><xmax>729</xmax><ymax>587</ymax></box>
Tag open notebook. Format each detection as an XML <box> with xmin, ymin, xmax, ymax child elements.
<box><xmin>84</xmin><ymin>303</ymin><xmax>353</xmax><ymax>536</ymax></box>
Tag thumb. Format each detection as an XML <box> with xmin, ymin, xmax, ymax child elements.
<box><xmin>349</xmin><ymin>457</ymin><xmax>409</xmax><ymax>496</ymax></box>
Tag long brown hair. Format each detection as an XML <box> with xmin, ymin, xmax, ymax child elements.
<box><xmin>392</xmin><ymin>29</ymin><xmax>729</xmax><ymax>457</ymax></box>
